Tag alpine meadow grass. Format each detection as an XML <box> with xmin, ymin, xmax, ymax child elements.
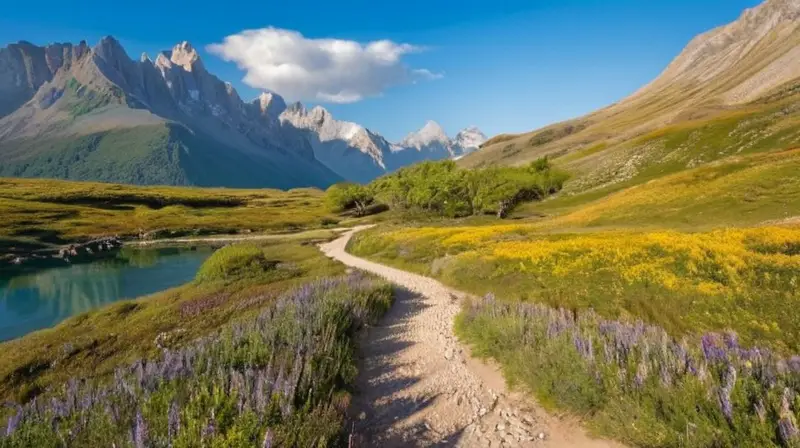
<box><xmin>350</xmin><ymin>223</ymin><xmax>800</xmax><ymax>446</ymax></box>
<box><xmin>0</xmin><ymin>272</ymin><xmax>392</xmax><ymax>447</ymax></box>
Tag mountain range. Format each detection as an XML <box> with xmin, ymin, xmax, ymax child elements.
<box><xmin>0</xmin><ymin>38</ymin><xmax>485</xmax><ymax>189</ymax></box>
<box><xmin>462</xmin><ymin>0</ymin><xmax>800</xmax><ymax>196</ymax></box>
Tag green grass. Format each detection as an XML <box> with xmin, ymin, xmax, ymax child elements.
<box><xmin>0</xmin><ymin>123</ymin><xmax>341</xmax><ymax>190</ymax></box>
<box><xmin>0</xmin><ymin>251</ymin><xmax>393</xmax><ymax>446</ymax></box>
<box><xmin>349</xmin><ymin>222</ymin><xmax>800</xmax><ymax>447</ymax></box>
<box><xmin>506</xmin><ymin>148</ymin><xmax>800</xmax><ymax>231</ymax></box>
<box><xmin>455</xmin><ymin>297</ymin><xmax>797</xmax><ymax>447</ymax></box>
<box><xmin>195</xmin><ymin>244</ymin><xmax>284</xmax><ymax>284</ymax></box>
<box><xmin>349</xmin><ymin>224</ymin><xmax>800</xmax><ymax>353</ymax></box>
<box><xmin>64</xmin><ymin>78</ymin><xmax>119</xmax><ymax>117</ymax></box>
<box><xmin>0</xmin><ymin>234</ymin><xmax>347</xmax><ymax>405</ymax></box>
<box><xmin>0</xmin><ymin>177</ymin><xmax>345</xmax><ymax>253</ymax></box>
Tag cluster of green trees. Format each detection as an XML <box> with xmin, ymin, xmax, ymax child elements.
<box><xmin>325</xmin><ymin>158</ymin><xmax>568</xmax><ymax>218</ymax></box>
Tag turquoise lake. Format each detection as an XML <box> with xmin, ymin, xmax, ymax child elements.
<box><xmin>0</xmin><ymin>246</ymin><xmax>214</xmax><ymax>342</ymax></box>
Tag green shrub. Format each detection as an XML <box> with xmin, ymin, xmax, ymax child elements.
<box><xmin>195</xmin><ymin>245</ymin><xmax>277</xmax><ymax>283</ymax></box>
<box><xmin>324</xmin><ymin>183</ymin><xmax>374</xmax><ymax>216</ymax></box>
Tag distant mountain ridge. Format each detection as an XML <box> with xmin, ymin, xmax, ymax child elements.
<box><xmin>0</xmin><ymin>37</ymin><xmax>486</xmax><ymax>188</ymax></box>
<box><xmin>281</xmin><ymin>105</ymin><xmax>487</xmax><ymax>182</ymax></box>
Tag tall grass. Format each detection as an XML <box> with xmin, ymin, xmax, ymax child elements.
<box><xmin>457</xmin><ymin>295</ymin><xmax>800</xmax><ymax>447</ymax></box>
<box><xmin>1</xmin><ymin>272</ymin><xmax>392</xmax><ymax>447</ymax></box>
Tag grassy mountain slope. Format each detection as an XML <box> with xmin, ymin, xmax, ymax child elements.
<box><xmin>463</xmin><ymin>0</ymin><xmax>800</xmax><ymax>204</ymax></box>
<box><xmin>465</xmin><ymin>81</ymin><xmax>800</xmax><ymax>198</ymax></box>
<box><xmin>0</xmin><ymin>121</ymin><xmax>341</xmax><ymax>189</ymax></box>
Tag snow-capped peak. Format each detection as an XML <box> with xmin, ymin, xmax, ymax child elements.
<box><xmin>402</xmin><ymin>120</ymin><xmax>450</xmax><ymax>149</ymax></box>
<box><xmin>454</xmin><ymin>126</ymin><xmax>488</xmax><ymax>150</ymax></box>
<box><xmin>256</xmin><ymin>92</ymin><xmax>287</xmax><ymax>118</ymax></box>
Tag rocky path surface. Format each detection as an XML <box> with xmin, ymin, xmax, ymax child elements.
<box><xmin>320</xmin><ymin>227</ymin><xmax>623</xmax><ymax>448</ymax></box>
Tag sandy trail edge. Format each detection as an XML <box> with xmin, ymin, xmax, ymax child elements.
<box><xmin>320</xmin><ymin>226</ymin><xmax>624</xmax><ymax>448</ymax></box>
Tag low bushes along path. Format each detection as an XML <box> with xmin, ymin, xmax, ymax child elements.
<box><xmin>320</xmin><ymin>227</ymin><xmax>623</xmax><ymax>448</ymax></box>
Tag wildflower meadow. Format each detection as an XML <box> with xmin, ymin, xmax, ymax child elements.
<box><xmin>0</xmin><ymin>272</ymin><xmax>392</xmax><ymax>447</ymax></box>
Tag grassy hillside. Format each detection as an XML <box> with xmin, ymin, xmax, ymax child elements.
<box><xmin>464</xmin><ymin>85</ymin><xmax>800</xmax><ymax>200</ymax></box>
<box><xmin>0</xmin><ymin>123</ymin><xmax>341</xmax><ymax>190</ymax></box>
<box><xmin>349</xmin><ymin>222</ymin><xmax>800</xmax><ymax>446</ymax></box>
<box><xmin>0</xmin><ymin>178</ymin><xmax>341</xmax><ymax>254</ymax></box>
<box><xmin>508</xmin><ymin>148</ymin><xmax>800</xmax><ymax>230</ymax></box>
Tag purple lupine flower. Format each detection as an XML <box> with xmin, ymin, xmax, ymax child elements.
<box><xmin>659</xmin><ymin>366</ymin><xmax>673</xmax><ymax>387</ymax></box>
<box><xmin>635</xmin><ymin>361</ymin><xmax>649</xmax><ymax>388</ymax></box>
<box><xmin>573</xmin><ymin>334</ymin><xmax>594</xmax><ymax>361</ymax></box>
<box><xmin>723</xmin><ymin>331</ymin><xmax>739</xmax><ymax>351</ymax></box>
<box><xmin>686</xmin><ymin>358</ymin><xmax>699</xmax><ymax>377</ymax></box>
<box><xmin>65</xmin><ymin>378</ymin><xmax>79</xmax><ymax>414</ymax></box>
<box><xmin>262</xmin><ymin>428</ymin><xmax>274</xmax><ymax>448</ymax></box>
<box><xmin>701</xmin><ymin>334</ymin><xmax>727</xmax><ymax>363</ymax></box>
<box><xmin>5</xmin><ymin>406</ymin><xmax>21</xmax><ymax>436</ymax></box>
<box><xmin>787</xmin><ymin>356</ymin><xmax>800</xmax><ymax>374</ymax></box>
<box><xmin>168</xmin><ymin>400</ymin><xmax>180</xmax><ymax>442</ymax></box>
<box><xmin>778</xmin><ymin>418</ymin><xmax>799</xmax><ymax>446</ymax></box>
<box><xmin>778</xmin><ymin>360</ymin><xmax>790</xmax><ymax>376</ymax></box>
<box><xmin>202</xmin><ymin>410</ymin><xmax>216</xmax><ymax>441</ymax></box>
<box><xmin>718</xmin><ymin>364</ymin><xmax>737</xmax><ymax>422</ymax></box>
<box><xmin>133</xmin><ymin>410</ymin><xmax>147</xmax><ymax>448</ymax></box>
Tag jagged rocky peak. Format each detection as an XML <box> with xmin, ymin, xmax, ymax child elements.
<box><xmin>93</xmin><ymin>35</ymin><xmax>129</xmax><ymax>59</ymax></box>
<box><xmin>154</xmin><ymin>51</ymin><xmax>173</xmax><ymax>70</ymax></box>
<box><xmin>256</xmin><ymin>92</ymin><xmax>287</xmax><ymax>118</ymax></box>
<box><xmin>281</xmin><ymin>102</ymin><xmax>365</xmax><ymax>142</ymax></box>
<box><xmin>170</xmin><ymin>41</ymin><xmax>202</xmax><ymax>71</ymax></box>
<box><xmin>224</xmin><ymin>82</ymin><xmax>242</xmax><ymax>103</ymax></box>
<box><xmin>285</xmin><ymin>101</ymin><xmax>305</xmax><ymax>115</ymax></box>
<box><xmin>309</xmin><ymin>105</ymin><xmax>331</xmax><ymax>125</ymax></box>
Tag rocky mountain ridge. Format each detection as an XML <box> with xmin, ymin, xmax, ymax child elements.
<box><xmin>0</xmin><ymin>37</ymin><xmax>486</xmax><ymax>186</ymax></box>
<box><xmin>277</xmin><ymin>101</ymin><xmax>486</xmax><ymax>182</ymax></box>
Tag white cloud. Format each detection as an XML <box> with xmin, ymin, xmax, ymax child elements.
<box><xmin>207</xmin><ymin>28</ymin><xmax>442</xmax><ymax>104</ymax></box>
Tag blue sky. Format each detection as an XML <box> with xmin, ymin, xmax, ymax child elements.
<box><xmin>0</xmin><ymin>0</ymin><xmax>759</xmax><ymax>141</ymax></box>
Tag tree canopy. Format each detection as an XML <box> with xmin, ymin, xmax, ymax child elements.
<box><xmin>368</xmin><ymin>158</ymin><xmax>568</xmax><ymax>218</ymax></box>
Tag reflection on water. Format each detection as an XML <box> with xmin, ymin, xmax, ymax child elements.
<box><xmin>0</xmin><ymin>246</ymin><xmax>214</xmax><ymax>342</ymax></box>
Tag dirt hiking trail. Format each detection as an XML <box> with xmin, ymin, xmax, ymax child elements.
<box><xmin>320</xmin><ymin>227</ymin><xmax>624</xmax><ymax>448</ymax></box>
